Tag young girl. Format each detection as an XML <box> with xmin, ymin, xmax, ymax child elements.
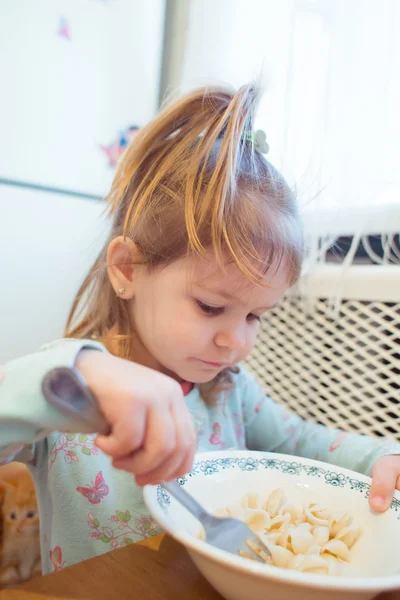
<box><xmin>1</xmin><ymin>84</ymin><xmax>399</xmax><ymax>576</ymax></box>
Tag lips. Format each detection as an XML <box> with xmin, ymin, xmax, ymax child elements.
<box><xmin>197</xmin><ymin>359</ymin><xmax>232</xmax><ymax>368</ymax></box>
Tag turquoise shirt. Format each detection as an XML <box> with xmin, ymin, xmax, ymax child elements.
<box><xmin>1</xmin><ymin>339</ymin><xmax>399</xmax><ymax>574</ymax></box>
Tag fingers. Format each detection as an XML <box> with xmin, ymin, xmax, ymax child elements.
<box><xmin>168</xmin><ymin>400</ymin><xmax>197</xmax><ymax>478</ymax></box>
<box><xmin>112</xmin><ymin>407</ymin><xmax>176</xmax><ymax>479</ymax></box>
<box><xmin>130</xmin><ymin>407</ymin><xmax>176</xmax><ymax>474</ymax></box>
<box><xmin>135</xmin><ymin>402</ymin><xmax>197</xmax><ymax>485</ymax></box>
<box><xmin>369</xmin><ymin>456</ymin><xmax>399</xmax><ymax>512</ymax></box>
<box><xmin>113</xmin><ymin>401</ymin><xmax>197</xmax><ymax>486</ymax></box>
<box><xmin>134</xmin><ymin>446</ymin><xmax>194</xmax><ymax>486</ymax></box>
<box><xmin>95</xmin><ymin>407</ymin><xmax>147</xmax><ymax>458</ymax></box>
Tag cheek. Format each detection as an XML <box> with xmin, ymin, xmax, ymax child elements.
<box><xmin>134</xmin><ymin>290</ymin><xmax>179</xmax><ymax>327</ymax></box>
<box><xmin>244</xmin><ymin>324</ymin><xmax>260</xmax><ymax>353</ymax></box>
<box><xmin>25</xmin><ymin>519</ymin><xmax>39</xmax><ymax>531</ymax></box>
<box><xmin>164</xmin><ymin>308</ymin><xmax>212</xmax><ymax>350</ymax></box>
<box><xmin>138</xmin><ymin>296</ymin><xmax>206</xmax><ymax>341</ymax></box>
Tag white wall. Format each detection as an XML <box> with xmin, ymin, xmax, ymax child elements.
<box><xmin>0</xmin><ymin>185</ymin><xmax>108</xmax><ymax>362</ymax></box>
<box><xmin>0</xmin><ymin>0</ymin><xmax>166</xmax><ymax>362</ymax></box>
<box><xmin>0</xmin><ymin>0</ymin><xmax>165</xmax><ymax>197</ymax></box>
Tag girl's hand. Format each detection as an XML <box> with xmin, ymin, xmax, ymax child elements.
<box><xmin>369</xmin><ymin>455</ymin><xmax>400</xmax><ymax>512</ymax></box>
<box><xmin>76</xmin><ymin>350</ymin><xmax>197</xmax><ymax>486</ymax></box>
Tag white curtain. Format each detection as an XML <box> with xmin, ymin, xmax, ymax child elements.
<box><xmin>176</xmin><ymin>0</ymin><xmax>400</xmax><ymax>243</ymax></box>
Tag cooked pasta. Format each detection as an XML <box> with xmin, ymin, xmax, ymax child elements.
<box><xmin>215</xmin><ymin>488</ymin><xmax>361</xmax><ymax>576</ymax></box>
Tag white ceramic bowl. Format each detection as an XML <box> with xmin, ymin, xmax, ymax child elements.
<box><xmin>144</xmin><ymin>450</ymin><xmax>400</xmax><ymax>600</ymax></box>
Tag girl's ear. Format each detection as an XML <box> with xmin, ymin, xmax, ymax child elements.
<box><xmin>107</xmin><ymin>236</ymin><xmax>144</xmax><ymax>300</ymax></box>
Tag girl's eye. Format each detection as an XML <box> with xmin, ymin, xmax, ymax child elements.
<box><xmin>10</xmin><ymin>512</ymin><xmax>17</xmax><ymax>520</ymax></box>
<box><xmin>247</xmin><ymin>313</ymin><xmax>261</xmax><ymax>323</ymax></box>
<box><xmin>27</xmin><ymin>511</ymin><xmax>35</xmax><ymax>519</ymax></box>
<box><xmin>196</xmin><ymin>300</ymin><xmax>224</xmax><ymax>316</ymax></box>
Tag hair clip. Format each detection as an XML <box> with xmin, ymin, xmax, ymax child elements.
<box><xmin>244</xmin><ymin>129</ymin><xmax>269</xmax><ymax>154</ymax></box>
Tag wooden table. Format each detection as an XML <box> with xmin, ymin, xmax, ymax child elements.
<box><xmin>2</xmin><ymin>534</ymin><xmax>399</xmax><ymax>600</ymax></box>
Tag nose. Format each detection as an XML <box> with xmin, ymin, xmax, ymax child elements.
<box><xmin>214</xmin><ymin>320</ymin><xmax>247</xmax><ymax>351</ymax></box>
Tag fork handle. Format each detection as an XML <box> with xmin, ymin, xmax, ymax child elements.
<box><xmin>162</xmin><ymin>481</ymin><xmax>212</xmax><ymax>525</ymax></box>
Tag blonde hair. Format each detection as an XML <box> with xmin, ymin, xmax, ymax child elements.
<box><xmin>65</xmin><ymin>83</ymin><xmax>303</xmax><ymax>399</ymax></box>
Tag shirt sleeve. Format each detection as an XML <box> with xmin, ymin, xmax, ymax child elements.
<box><xmin>0</xmin><ymin>339</ymin><xmax>108</xmax><ymax>465</ymax></box>
<box><xmin>239</xmin><ymin>367</ymin><xmax>400</xmax><ymax>476</ymax></box>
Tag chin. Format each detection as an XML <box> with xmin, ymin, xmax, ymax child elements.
<box><xmin>189</xmin><ymin>374</ymin><xmax>217</xmax><ymax>384</ymax></box>
<box><xmin>176</xmin><ymin>366</ymin><xmax>225</xmax><ymax>385</ymax></box>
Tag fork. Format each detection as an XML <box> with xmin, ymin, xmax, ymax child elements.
<box><xmin>162</xmin><ymin>480</ymin><xmax>272</xmax><ymax>564</ymax></box>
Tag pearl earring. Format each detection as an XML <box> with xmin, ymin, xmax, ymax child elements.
<box><xmin>117</xmin><ymin>287</ymin><xmax>125</xmax><ymax>297</ymax></box>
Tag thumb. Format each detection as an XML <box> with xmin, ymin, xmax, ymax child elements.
<box><xmin>95</xmin><ymin>433</ymin><xmax>126</xmax><ymax>458</ymax></box>
<box><xmin>95</xmin><ymin>415</ymin><xmax>146</xmax><ymax>458</ymax></box>
<box><xmin>369</xmin><ymin>456</ymin><xmax>398</xmax><ymax>512</ymax></box>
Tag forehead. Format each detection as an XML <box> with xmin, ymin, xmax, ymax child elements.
<box><xmin>186</xmin><ymin>253</ymin><xmax>290</xmax><ymax>307</ymax></box>
<box><xmin>3</xmin><ymin>484</ymin><xmax>34</xmax><ymax>505</ymax></box>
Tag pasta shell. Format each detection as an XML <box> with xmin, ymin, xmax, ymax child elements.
<box><xmin>269</xmin><ymin>514</ymin><xmax>288</xmax><ymax>531</ymax></box>
<box><xmin>306</xmin><ymin>544</ymin><xmax>321</xmax><ymax>556</ymax></box>
<box><xmin>287</xmin><ymin>553</ymin><xmax>305</xmax><ymax>571</ymax></box>
<box><xmin>290</xmin><ymin>529</ymin><xmax>315</xmax><ymax>554</ymax></box>
<box><xmin>335</xmin><ymin>525</ymin><xmax>361</xmax><ymax>549</ymax></box>
<box><xmin>330</xmin><ymin>512</ymin><xmax>352</xmax><ymax>537</ymax></box>
<box><xmin>317</xmin><ymin>509</ymin><xmax>332</xmax><ymax>522</ymax></box>
<box><xmin>308</xmin><ymin>503</ymin><xmax>332</xmax><ymax>521</ymax></box>
<box><xmin>218</xmin><ymin>488</ymin><xmax>361</xmax><ymax>577</ymax></box>
<box><xmin>322</xmin><ymin>539</ymin><xmax>350</xmax><ymax>562</ymax></box>
<box><xmin>240</xmin><ymin>493</ymin><xmax>261</xmax><ymax>510</ymax></box>
<box><xmin>331</xmin><ymin>510</ymin><xmax>347</xmax><ymax>521</ymax></box>
<box><xmin>305</xmin><ymin>506</ymin><xmax>329</xmax><ymax>526</ymax></box>
<box><xmin>280</xmin><ymin>502</ymin><xmax>304</xmax><ymax>524</ymax></box>
<box><xmin>294</xmin><ymin>513</ymin><xmax>306</xmax><ymax>525</ymax></box>
<box><xmin>265</xmin><ymin>488</ymin><xmax>286</xmax><ymax>516</ymax></box>
<box><xmin>243</xmin><ymin>509</ymin><xmax>271</xmax><ymax>533</ymax></box>
<box><xmin>262</xmin><ymin>531</ymin><xmax>282</xmax><ymax>544</ymax></box>
<box><xmin>320</xmin><ymin>553</ymin><xmax>350</xmax><ymax>576</ymax></box>
<box><xmin>313</xmin><ymin>526</ymin><xmax>330</xmax><ymax>546</ymax></box>
<box><xmin>299</xmin><ymin>554</ymin><xmax>329</xmax><ymax>574</ymax></box>
<box><xmin>276</xmin><ymin>513</ymin><xmax>291</xmax><ymax>548</ymax></box>
<box><xmin>296</xmin><ymin>522</ymin><xmax>313</xmax><ymax>532</ymax></box>
<box><xmin>269</xmin><ymin>544</ymin><xmax>294</xmax><ymax>569</ymax></box>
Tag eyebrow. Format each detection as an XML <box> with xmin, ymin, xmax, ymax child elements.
<box><xmin>195</xmin><ymin>286</ymin><xmax>279</xmax><ymax>311</ymax></box>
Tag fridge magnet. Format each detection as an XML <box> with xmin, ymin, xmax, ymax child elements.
<box><xmin>58</xmin><ymin>17</ymin><xmax>71</xmax><ymax>41</ymax></box>
<box><xmin>100</xmin><ymin>125</ymin><xmax>139</xmax><ymax>168</ymax></box>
